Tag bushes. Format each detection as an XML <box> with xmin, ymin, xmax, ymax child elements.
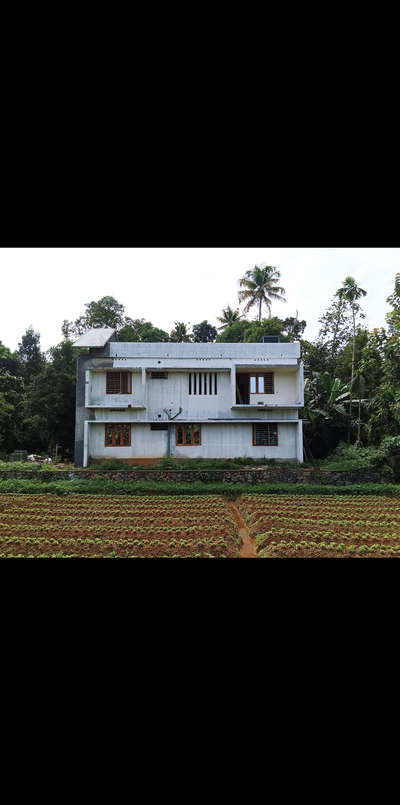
<box><xmin>321</xmin><ymin>442</ymin><xmax>388</xmax><ymax>471</ymax></box>
<box><xmin>88</xmin><ymin>459</ymin><xmax>132</xmax><ymax>470</ymax></box>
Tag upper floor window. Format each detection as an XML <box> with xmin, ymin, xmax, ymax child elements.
<box><xmin>188</xmin><ymin>372</ymin><xmax>217</xmax><ymax>395</ymax></box>
<box><xmin>106</xmin><ymin>371</ymin><xmax>132</xmax><ymax>394</ymax></box>
<box><xmin>249</xmin><ymin>372</ymin><xmax>274</xmax><ymax>394</ymax></box>
<box><xmin>150</xmin><ymin>371</ymin><xmax>168</xmax><ymax>379</ymax></box>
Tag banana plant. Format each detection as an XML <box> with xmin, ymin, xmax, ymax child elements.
<box><xmin>304</xmin><ymin>372</ymin><xmax>350</xmax><ymax>424</ymax></box>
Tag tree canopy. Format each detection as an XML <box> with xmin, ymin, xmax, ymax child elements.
<box><xmin>192</xmin><ymin>321</ymin><xmax>218</xmax><ymax>343</ymax></box>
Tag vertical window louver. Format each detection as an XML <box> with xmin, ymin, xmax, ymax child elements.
<box><xmin>188</xmin><ymin>373</ymin><xmax>218</xmax><ymax>395</ymax></box>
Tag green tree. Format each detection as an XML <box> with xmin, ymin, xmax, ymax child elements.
<box><xmin>386</xmin><ymin>273</ymin><xmax>400</xmax><ymax>335</ymax></box>
<box><xmin>335</xmin><ymin>277</ymin><xmax>367</xmax><ymax>442</ymax></box>
<box><xmin>303</xmin><ymin>372</ymin><xmax>350</xmax><ymax>458</ymax></box>
<box><xmin>318</xmin><ymin>295</ymin><xmax>352</xmax><ymax>359</ymax></box>
<box><xmin>216</xmin><ymin>306</ymin><xmax>242</xmax><ymax>331</ymax></box>
<box><xmin>217</xmin><ymin>320</ymin><xmax>252</xmax><ymax>343</ymax></box>
<box><xmin>282</xmin><ymin>316</ymin><xmax>307</xmax><ymax>341</ymax></box>
<box><xmin>192</xmin><ymin>320</ymin><xmax>218</xmax><ymax>343</ymax></box>
<box><xmin>69</xmin><ymin>296</ymin><xmax>127</xmax><ymax>336</ymax></box>
<box><xmin>118</xmin><ymin>319</ymin><xmax>169</xmax><ymax>342</ymax></box>
<box><xmin>243</xmin><ymin>318</ymin><xmax>290</xmax><ymax>343</ymax></box>
<box><xmin>238</xmin><ymin>264</ymin><xmax>286</xmax><ymax>321</ymax></box>
<box><xmin>360</xmin><ymin>328</ymin><xmax>400</xmax><ymax>445</ymax></box>
<box><xmin>170</xmin><ymin>322</ymin><xmax>192</xmax><ymax>342</ymax></box>
<box><xmin>335</xmin><ymin>329</ymin><xmax>369</xmax><ymax>385</ymax></box>
<box><xmin>61</xmin><ymin>319</ymin><xmax>73</xmax><ymax>339</ymax></box>
<box><xmin>22</xmin><ymin>340</ymin><xmax>81</xmax><ymax>456</ymax></box>
<box><xmin>0</xmin><ymin>342</ymin><xmax>24</xmax><ymax>454</ymax></box>
<box><xmin>17</xmin><ymin>327</ymin><xmax>46</xmax><ymax>385</ymax></box>
<box><xmin>301</xmin><ymin>340</ymin><xmax>336</xmax><ymax>378</ymax></box>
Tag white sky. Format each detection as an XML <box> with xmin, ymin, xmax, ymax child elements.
<box><xmin>0</xmin><ymin>247</ymin><xmax>398</xmax><ymax>353</ymax></box>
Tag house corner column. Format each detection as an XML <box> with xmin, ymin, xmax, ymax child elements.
<box><xmin>230</xmin><ymin>365</ymin><xmax>236</xmax><ymax>406</ymax></box>
<box><xmin>299</xmin><ymin>361</ymin><xmax>304</xmax><ymax>405</ymax></box>
<box><xmin>297</xmin><ymin>419</ymin><xmax>303</xmax><ymax>463</ymax></box>
<box><xmin>75</xmin><ymin>355</ymin><xmax>89</xmax><ymax>467</ymax></box>
<box><xmin>83</xmin><ymin>421</ymin><xmax>89</xmax><ymax>468</ymax></box>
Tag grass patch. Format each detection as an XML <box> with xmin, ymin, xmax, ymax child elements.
<box><xmin>0</xmin><ymin>478</ymin><xmax>399</xmax><ymax>498</ymax></box>
<box><xmin>0</xmin><ymin>461</ymin><xmax>75</xmax><ymax>472</ymax></box>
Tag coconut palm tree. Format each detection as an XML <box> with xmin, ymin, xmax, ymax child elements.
<box><xmin>238</xmin><ymin>264</ymin><xmax>286</xmax><ymax>321</ymax></box>
<box><xmin>216</xmin><ymin>306</ymin><xmax>242</xmax><ymax>331</ymax></box>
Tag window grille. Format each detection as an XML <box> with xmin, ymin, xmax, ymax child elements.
<box><xmin>105</xmin><ymin>423</ymin><xmax>131</xmax><ymax>446</ymax></box>
<box><xmin>252</xmin><ymin>423</ymin><xmax>278</xmax><ymax>446</ymax></box>
<box><xmin>176</xmin><ymin>424</ymin><xmax>201</xmax><ymax>445</ymax></box>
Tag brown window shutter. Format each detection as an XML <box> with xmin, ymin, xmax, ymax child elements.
<box><xmin>106</xmin><ymin>372</ymin><xmax>121</xmax><ymax>394</ymax></box>
<box><xmin>120</xmin><ymin>372</ymin><xmax>130</xmax><ymax>394</ymax></box>
<box><xmin>263</xmin><ymin>372</ymin><xmax>274</xmax><ymax>394</ymax></box>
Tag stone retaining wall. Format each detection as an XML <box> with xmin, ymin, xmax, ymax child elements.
<box><xmin>0</xmin><ymin>468</ymin><xmax>383</xmax><ymax>484</ymax></box>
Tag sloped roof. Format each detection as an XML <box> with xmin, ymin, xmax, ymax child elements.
<box><xmin>72</xmin><ymin>328</ymin><xmax>116</xmax><ymax>347</ymax></box>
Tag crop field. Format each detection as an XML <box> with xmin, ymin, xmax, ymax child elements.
<box><xmin>0</xmin><ymin>494</ymin><xmax>240</xmax><ymax>558</ymax></box>
<box><xmin>1</xmin><ymin>491</ymin><xmax>400</xmax><ymax>558</ymax></box>
<box><xmin>237</xmin><ymin>494</ymin><xmax>400</xmax><ymax>557</ymax></box>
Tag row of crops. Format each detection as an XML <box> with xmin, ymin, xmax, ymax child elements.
<box><xmin>1</xmin><ymin>492</ymin><xmax>399</xmax><ymax>558</ymax></box>
<box><xmin>0</xmin><ymin>494</ymin><xmax>241</xmax><ymax>558</ymax></box>
<box><xmin>237</xmin><ymin>495</ymin><xmax>400</xmax><ymax>557</ymax></box>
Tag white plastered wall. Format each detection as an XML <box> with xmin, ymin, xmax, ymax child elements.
<box><xmin>249</xmin><ymin>370</ymin><xmax>300</xmax><ymax>405</ymax></box>
<box><xmin>87</xmin><ymin>421</ymin><xmax>298</xmax><ymax>461</ymax></box>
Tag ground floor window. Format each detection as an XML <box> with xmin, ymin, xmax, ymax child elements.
<box><xmin>252</xmin><ymin>423</ymin><xmax>278</xmax><ymax>446</ymax></box>
<box><xmin>105</xmin><ymin>423</ymin><xmax>131</xmax><ymax>446</ymax></box>
<box><xmin>176</xmin><ymin>424</ymin><xmax>201</xmax><ymax>446</ymax></box>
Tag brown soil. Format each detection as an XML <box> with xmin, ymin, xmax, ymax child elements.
<box><xmin>228</xmin><ymin>501</ymin><xmax>257</xmax><ymax>558</ymax></box>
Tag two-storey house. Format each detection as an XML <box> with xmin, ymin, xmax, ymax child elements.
<box><xmin>73</xmin><ymin>328</ymin><xmax>304</xmax><ymax>466</ymax></box>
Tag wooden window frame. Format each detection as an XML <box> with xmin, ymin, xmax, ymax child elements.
<box><xmin>175</xmin><ymin>424</ymin><xmax>202</xmax><ymax>446</ymax></box>
<box><xmin>249</xmin><ymin>372</ymin><xmax>274</xmax><ymax>395</ymax></box>
<box><xmin>104</xmin><ymin>423</ymin><xmax>132</xmax><ymax>447</ymax></box>
<box><xmin>252</xmin><ymin>423</ymin><xmax>279</xmax><ymax>447</ymax></box>
<box><xmin>106</xmin><ymin>371</ymin><xmax>132</xmax><ymax>395</ymax></box>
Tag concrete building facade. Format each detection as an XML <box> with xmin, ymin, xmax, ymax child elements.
<box><xmin>73</xmin><ymin>329</ymin><xmax>304</xmax><ymax>466</ymax></box>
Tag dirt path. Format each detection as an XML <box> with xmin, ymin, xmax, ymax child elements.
<box><xmin>228</xmin><ymin>501</ymin><xmax>258</xmax><ymax>558</ymax></box>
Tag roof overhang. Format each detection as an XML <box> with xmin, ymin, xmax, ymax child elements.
<box><xmin>73</xmin><ymin>328</ymin><xmax>116</xmax><ymax>348</ymax></box>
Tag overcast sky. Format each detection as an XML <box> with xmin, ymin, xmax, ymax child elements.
<box><xmin>0</xmin><ymin>247</ymin><xmax>398</xmax><ymax>353</ymax></box>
